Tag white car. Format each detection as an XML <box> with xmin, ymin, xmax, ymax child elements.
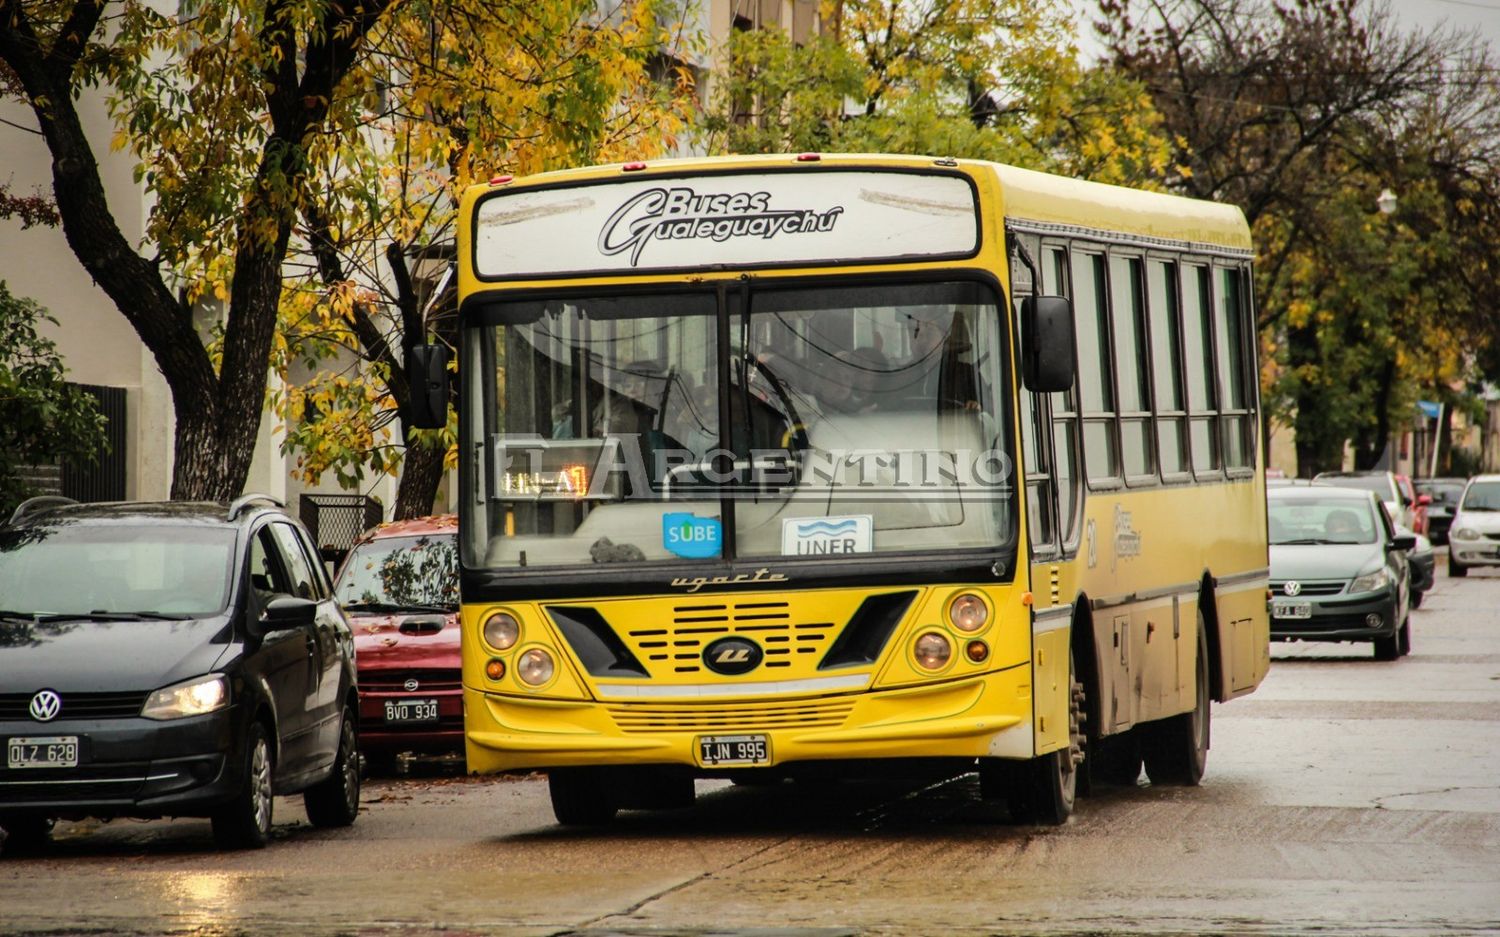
<box><xmin>1314</xmin><ymin>471</ymin><xmax>1414</xmax><ymax>531</ymax></box>
<box><xmin>1447</xmin><ymin>474</ymin><xmax>1500</xmax><ymax>576</ymax></box>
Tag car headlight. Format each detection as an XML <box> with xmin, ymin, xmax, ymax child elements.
<box><xmin>1453</xmin><ymin>527</ymin><xmax>1481</xmax><ymax>541</ymax></box>
<box><xmin>1349</xmin><ymin>568</ymin><xmax>1391</xmax><ymax>594</ymax></box>
<box><xmin>141</xmin><ymin>674</ymin><xmax>228</xmax><ymax>720</ymax></box>
<box><xmin>948</xmin><ymin>593</ymin><xmax>989</xmax><ymax>632</ymax></box>
<box><xmin>517</xmin><ymin>648</ymin><xmax>555</xmax><ymax>686</ymax></box>
<box><xmin>483</xmin><ymin>611</ymin><xmax>520</xmax><ymax>651</ymax></box>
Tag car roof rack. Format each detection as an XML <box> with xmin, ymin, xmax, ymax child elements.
<box><xmin>227</xmin><ymin>493</ymin><xmax>285</xmax><ymax>521</ymax></box>
<box><xmin>6</xmin><ymin>495</ymin><xmax>79</xmax><ymax>526</ymax></box>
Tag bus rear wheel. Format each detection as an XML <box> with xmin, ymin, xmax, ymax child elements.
<box><xmin>1142</xmin><ymin>615</ymin><xmax>1210</xmax><ymax>786</ymax></box>
<box><xmin>548</xmin><ymin>768</ymin><xmax>618</xmax><ymax>826</ymax></box>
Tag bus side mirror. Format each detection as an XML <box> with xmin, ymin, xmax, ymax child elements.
<box><xmin>1021</xmin><ymin>296</ymin><xmax>1075</xmax><ymax>393</ymax></box>
<box><xmin>408</xmin><ymin>343</ymin><xmax>450</xmax><ymax>429</ymax></box>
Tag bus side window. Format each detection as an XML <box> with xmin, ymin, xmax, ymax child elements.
<box><xmin>1044</xmin><ymin>244</ymin><xmax>1081</xmax><ymax>548</ymax></box>
<box><xmin>1182</xmin><ymin>263</ymin><xmax>1221</xmax><ymax>475</ymax></box>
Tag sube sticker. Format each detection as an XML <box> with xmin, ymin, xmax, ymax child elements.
<box><xmin>663</xmin><ymin>513</ymin><xmax>722</xmax><ymax>559</ymax></box>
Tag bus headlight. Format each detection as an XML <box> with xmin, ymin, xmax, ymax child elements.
<box><xmin>483</xmin><ymin>612</ymin><xmax>520</xmax><ymax>651</ymax></box>
<box><xmin>517</xmin><ymin>648</ymin><xmax>555</xmax><ymax>686</ymax></box>
<box><xmin>948</xmin><ymin>593</ymin><xmax>989</xmax><ymax>632</ymax></box>
<box><xmin>913</xmin><ymin>632</ymin><xmax>952</xmax><ymax>670</ymax></box>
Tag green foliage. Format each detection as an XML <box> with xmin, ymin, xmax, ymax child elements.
<box><xmin>0</xmin><ymin>283</ymin><xmax>107</xmax><ymax>515</ymax></box>
<box><xmin>704</xmin><ymin>0</ymin><xmax>1172</xmax><ymax>187</ymax></box>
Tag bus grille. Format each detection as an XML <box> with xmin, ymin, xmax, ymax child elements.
<box><xmin>625</xmin><ymin>601</ymin><xmax>836</xmax><ymax>675</ymax></box>
<box><xmin>605</xmin><ymin>697</ymin><xmax>855</xmax><ymax>734</ymax></box>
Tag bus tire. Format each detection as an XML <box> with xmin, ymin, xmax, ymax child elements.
<box><xmin>548</xmin><ymin>768</ymin><xmax>618</xmax><ymax>826</ymax></box>
<box><xmin>1142</xmin><ymin>617</ymin><xmax>1210</xmax><ymax>786</ymax></box>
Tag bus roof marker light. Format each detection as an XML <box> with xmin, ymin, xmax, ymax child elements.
<box><xmin>795</xmin><ymin>153</ymin><xmax>822</xmax><ymax>162</ymax></box>
<box><xmin>489</xmin><ymin>174</ymin><xmax>513</xmax><ymax>186</ymax></box>
<box><xmin>622</xmin><ymin>161</ymin><xmax>648</xmax><ymax>172</ymax></box>
<box><xmin>933</xmin><ymin>157</ymin><xmax>958</xmax><ymax>167</ymax></box>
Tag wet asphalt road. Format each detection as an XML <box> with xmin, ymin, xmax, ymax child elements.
<box><xmin>3</xmin><ymin>565</ymin><xmax>1499</xmax><ymax>936</ymax></box>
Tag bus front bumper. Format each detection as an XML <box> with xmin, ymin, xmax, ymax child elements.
<box><xmin>464</xmin><ymin>665</ymin><xmax>1034</xmax><ymax>774</ymax></box>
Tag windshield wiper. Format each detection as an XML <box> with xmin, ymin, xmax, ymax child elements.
<box><xmin>30</xmin><ymin>611</ymin><xmax>191</xmax><ymax>623</ymax></box>
<box><xmin>0</xmin><ymin>609</ymin><xmax>37</xmax><ymax>624</ymax></box>
<box><xmin>342</xmin><ymin>600</ymin><xmax>455</xmax><ymax>615</ymax></box>
<box><xmin>1273</xmin><ymin>538</ymin><xmax>1344</xmax><ymax>545</ymax></box>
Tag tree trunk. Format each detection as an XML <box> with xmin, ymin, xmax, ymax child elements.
<box><xmin>1353</xmin><ymin>358</ymin><xmax>1396</xmax><ymax>471</ymax></box>
<box><xmin>393</xmin><ymin>433</ymin><xmax>446</xmax><ymax>520</ymax></box>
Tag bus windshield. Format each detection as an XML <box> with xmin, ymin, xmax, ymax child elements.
<box><xmin>463</xmin><ymin>280</ymin><xmax>1015</xmax><ymax>570</ymax></box>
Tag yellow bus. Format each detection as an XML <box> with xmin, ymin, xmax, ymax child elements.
<box><xmin>409</xmin><ymin>153</ymin><xmax>1270</xmax><ymax>825</ymax></box>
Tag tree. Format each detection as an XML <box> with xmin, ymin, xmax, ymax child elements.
<box><xmin>1099</xmin><ymin>0</ymin><xmax>1500</xmax><ymax>474</ymax></box>
<box><xmin>1</xmin><ymin>0</ymin><xmax>398</xmax><ymax>501</ymax></box>
<box><xmin>271</xmin><ymin>0</ymin><xmax>697</xmax><ymax>519</ymax></box>
<box><xmin>0</xmin><ymin>281</ymin><xmax>106</xmax><ymax>515</ymax></box>
<box><xmin>704</xmin><ymin>0</ymin><xmax>1173</xmax><ymax>187</ymax></box>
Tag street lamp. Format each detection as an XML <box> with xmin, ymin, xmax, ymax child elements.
<box><xmin>1377</xmin><ymin>188</ymin><xmax>1398</xmax><ymax>215</ymax></box>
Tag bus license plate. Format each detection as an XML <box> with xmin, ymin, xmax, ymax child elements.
<box><xmin>1273</xmin><ymin>601</ymin><xmax>1312</xmax><ymax>620</ymax></box>
<box><xmin>384</xmin><ymin>699</ymin><xmax>439</xmax><ymax>724</ymax></box>
<box><xmin>7</xmin><ymin>736</ymin><xmax>79</xmax><ymax>769</ymax></box>
<box><xmin>698</xmin><ymin>734</ymin><xmax>770</xmax><ymax>767</ymax></box>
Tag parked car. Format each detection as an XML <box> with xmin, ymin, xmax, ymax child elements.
<box><xmin>1267</xmin><ymin>485</ymin><xmax>1414</xmax><ymax>660</ymax></box>
<box><xmin>333</xmin><ymin>516</ymin><xmax>461</xmax><ymax>773</ymax></box>
<box><xmin>0</xmin><ymin>496</ymin><xmax>360</xmax><ymax>853</ymax></box>
<box><xmin>1415</xmin><ymin>477</ymin><xmax>1467</xmax><ymax>545</ymax></box>
<box><xmin>1313</xmin><ymin>470</ymin><xmax>1415</xmax><ymax>531</ymax></box>
<box><xmin>1447</xmin><ymin>474</ymin><xmax>1500</xmax><ymax>576</ymax></box>
<box><xmin>1399</xmin><ymin>524</ymin><xmax>1435</xmax><ymax>608</ymax></box>
<box><xmin>1394</xmin><ymin>475</ymin><xmax>1429</xmax><ymax>535</ymax></box>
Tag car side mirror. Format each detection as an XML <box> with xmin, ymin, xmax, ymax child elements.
<box><xmin>1021</xmin><ymin>296</ymin><xmax>1075</xmax><ymax>393</ymax></box>
<box><xmin>408</xmin><ymin>343</ymin><xmax>450</xmax><ymax>430</ymax></box>
<box><xmin>251</xmin><ymin>595</ymin><xmax>318</xmax><ymax>638</ymax></box>
<box><xmin>1389</xmin><ymin>534</ymin><xmax>1417</xmax><ymax>551</ymax></box>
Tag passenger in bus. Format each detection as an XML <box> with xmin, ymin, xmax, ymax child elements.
<box><xmin>820</xmin><ymin>348</ymin><xmax>887</xmax><ymax>416</ymax></box>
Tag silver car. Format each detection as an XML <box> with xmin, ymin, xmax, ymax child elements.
<box><xmin>1268</xmin><ymin>486</ymin><xmax>1414</xmax><ymax>660</ymax></box>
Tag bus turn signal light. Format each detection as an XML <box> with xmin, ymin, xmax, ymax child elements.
<box><xmin>485</xmin><ymin>659</ymin><xmax>505</xmax><ymax>680</ymax></box>
<box><xmin>965</xmin><ymin>640</ymin><xmax>989</xmax><ymax>663</ymax></box>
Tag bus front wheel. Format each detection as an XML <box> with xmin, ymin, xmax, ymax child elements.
<box><xmin>985</xmin><ymin>653</ymin><xmax>1082</xmax><ymax>825</ymax></box>
<box><xmin>548</xmin><ymin>768</ymin><xmax>618</xmax><ymax>826</ymax></box>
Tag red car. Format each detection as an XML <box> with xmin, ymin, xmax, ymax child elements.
<box><xmin>333</xmin><ymin>516</ymin><xmax>461</xmax><ymax>773</ymax></box>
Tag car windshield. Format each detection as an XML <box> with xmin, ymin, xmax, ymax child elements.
<box><xmin>335</xmin><ymin>534</ymin><xmax>458</xmax><ymax>610</ymax></box>
<box><xmin>1317</xmin><ymin>474</ymin><xmax>1391</xmax><ymax>498</ymax></box>
<box><xmin>1417</xmin><ymin>481</ymin><xmax>1464</xmax><ymax>504</ymax></box>
<box><xmin>1267</xmin><ymin>497</ymin><xmax>1378</xmax><ymax>545</ymax></box>
<box><xmin>462</xmin><ymin>280</ymin><xmax>1015</xmax><ymax>570</ymax></box>
<box><xmin>0</xmin><ymin>524</ymin><xmax>236</xmax><ymax>617</ymax></box>
<box><xmin>1461</xmin><ymin>481</ymin><xmax>1500</xmax><ymax>511</ymax></box>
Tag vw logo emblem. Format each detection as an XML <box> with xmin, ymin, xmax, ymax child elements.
<box><xmin>702</xmin><ymin>637</ymin><xmax>763</xmax><ymax>676</ymax></box>
<box><xmin>28</xmin><ymin>690</ymin><xmax>61</xmax><ymax>722</ymax></box>
<box><xmin>1283</xmin><ymin>581</ymin><xmax>1302</xmax><ymax>597</ymax></box>
<box><xmin>403</xmin><ymin>678</ymin><xmax>419</xmax><ymax>692</ymax></box>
